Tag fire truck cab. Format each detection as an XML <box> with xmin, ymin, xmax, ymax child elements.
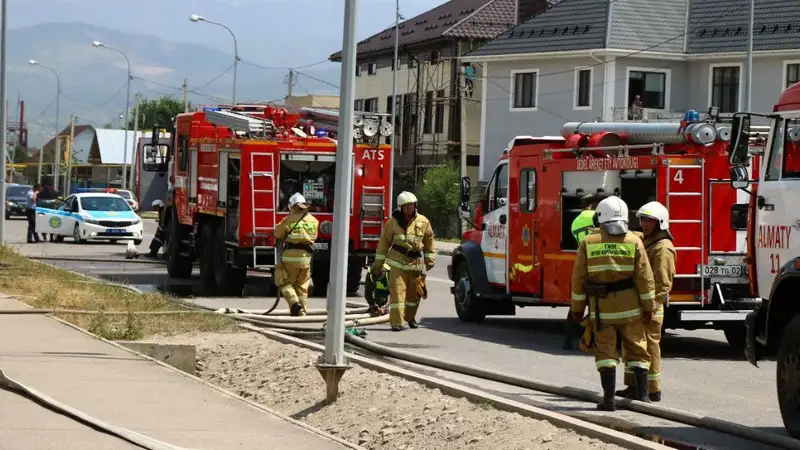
<box><xmin>449</xmin><ymin>116</ymin><xmax>760</xmax><ymax>347</ymax></box>
<box><xmin>162</xmin><ymin>104</ymin><xmax>393</xmax><ymax>296</ymax></box>
<box><xmin>729</xmin><ymin>82</ymin><xmax>800</xmax><ymax>438</ymax></box>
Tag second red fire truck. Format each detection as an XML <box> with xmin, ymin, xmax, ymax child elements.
<box><xmin>159</xmin><ymin>104</ymin><xmax>393</xmax><ymax>296</ymax></box>
<box><xmin>448</xmin><ymin>113</ymin><xmax>765</xmax><ymax>347</ymax></box>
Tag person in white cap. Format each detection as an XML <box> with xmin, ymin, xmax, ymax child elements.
<box><xmin>274</xmin><ymin>193</ymin><xmax>319</xmax><ymax>316</ymax></box>
<box><xmin>372</xmin><ymin>191</ymin><xmax>436</xmax><ymax>331</ymax></box>
<box><xmin>570</xmin><ymin>195</ymin><xmax>655</xmax><ymax>411</ymax></box>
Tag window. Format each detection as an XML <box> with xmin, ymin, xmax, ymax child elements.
<box><xmin>278</xmin><ymin>159</ymin><xmax>337</xmax><ymax>212</ymax></box>
<box><xmin>711</xmin><ymin>65</ymin><xmax>741</xmax><ymax>113</ymax></box>
<box><xmin>786</xmin><ymin>62</ymin><xmax>800</xmax><ymax>88</ymax></box>
<box><xmin>574</xmin><ymin>68</ymin><xmax>592</xmax><ymax>109</ymax></box>
<box><xmin>364</xmin><ymin>98</ymin><xmax>379</xmax><ymax>113</ymax></box>
<box><xmin>766</xmin><ymin>118</ymin><xmax>800</xmax><ymax>180</ymax></box>
<box><xmin>435</xmin><ymin>89</ymin><xmax>445</xmax><ymax>134</ymax></box>
<box><xmin>511</xmin><ymin>70</ymin><xmax>538</xmax><ymax>110</ymax></box>
<box><xmin>520</xmin><ymin>169</ymin><xmax>536</xmax><ymax>212</ymax></box>
<box><xmin>354</xmin><ymin>99</ymin><xmax>364</xmax><ymax>111</ymax></box>
<box><xmin>486</xmin><ymin>163</ymin><xmax>509</xmax><ymax>212</ymax></box>
<box><xmin>355</xmin><ymin>65</ymin><xmax>362</xmax><ymax>77</ymax></box>
<box><xmin>627</xmin><ymin>70</ymin><xmax>666</xmax><ymax>109</ymax></box>
<box><xmin>408</xmin><ymin>57</ymin><xmax>417</xmax><ymax>69</ymax></box>
<box><xmin>430</xmin><ymin>51</ymin><xmax>441</xmax><ymax>64</ymax></box>
<box><xmin>423</xmin><ymin>91</ymin><xmax>434</xmax><ymax>134</ymax></box>
<box><xmin>178</xmin><ymin>135</ymin><xmax>188</xmax><ymax>172</ymax></box>
<box><xmin>368</xmin><ymin>63</ymin><xmax>377</xmax><ymax>75</ymax></box>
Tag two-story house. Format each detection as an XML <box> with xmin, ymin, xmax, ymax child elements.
<box><xmin>464</xmin><ymin>0</ymin><xmax>800</xmax><ymax>180</ymax></box>
<box><xmin>329</xmin><ymin>0</ymin><xmax>551</xmax><ymax>192</ymax></box>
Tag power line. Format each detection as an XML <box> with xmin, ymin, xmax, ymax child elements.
<box><xmin>60</xmin><ymin>81</ymin><xmax>129</xmax><ymax>110</ymax></box>
<box><xmin>295</xmin><ymin>70</ymin><xmax>339</xmax><ymax>90</ymax></box>
<box><xmin>239</xmin><ymin>58</ymin><xmax>331</xmax><ymax>71</ymax></box>
<box><xmin>191</xmin><ymin>63</ymin><xmax>235</xmax><ymax>92</ymax></box>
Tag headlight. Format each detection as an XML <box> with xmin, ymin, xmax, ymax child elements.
<box><xmin>84</xmin><ymin>218</ymin><xmax>100</xmax><ymax>225</ymax></box>
<box><xmin>131</xmin><ymin>218</ymin><xmax>141</xmax><ymax>225</ymax></box>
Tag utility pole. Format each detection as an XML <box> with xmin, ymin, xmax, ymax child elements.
<box><xmin>0</xmin><ymin>0</ymin><xmax>7</xmax><ymax>244</ymax></box>
<box><xmin>316</xmin><ymin>0</ymin><xmax>357</xmax><ymax>403</ymax></box>
<box><xmin>745</xmin><ymin>0</ymin><xmax>754</xmax><ymax>111</ymax></box>
<box><xmin>130</xmin><ymin>93</ymin><xmax>141</xmax><ymax>192</ymax></box>
<box><xmin>287</xmin><ymin>69</ymin><xmax>294</xmax><ymax>102</ymax></box>
<box><xmin>459</xmin><ymin>84</ymin><xmax>467</xmax><ymax>235</ymax></box>
<box><xmin>66</xmin><ymin>114</ymin><xmax>75</xmax><ymax>194</ymax></box>
<box><xmin>390</xmin><ymin>0</ymin><xmax>400</xmax><ymax>208</ymax></box>
<box><xmin>183</xmin><ymin>78</ymin><xmax>189</xmax><ymax>112</ymax></box>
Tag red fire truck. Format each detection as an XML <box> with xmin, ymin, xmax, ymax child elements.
<box><xmin>161</xmin><ymin>104</ymin><xmax>393</xmax><ymax>296</ymax></box>
<box><xmin>447</xmin><ymin>115</ymin><xmax>764</xmax><ymax>347</ymax></box>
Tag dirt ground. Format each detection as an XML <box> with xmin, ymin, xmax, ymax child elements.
<box><xmin>156</xmin><ymin>331</ymin><xmax>629</xmax><ymax>450</ymax></box>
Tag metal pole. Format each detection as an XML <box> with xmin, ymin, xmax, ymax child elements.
<box><xmin>0</xmin><ymin>0</ymin><xmax>7</xmax><ymax>245</ymax></box>
<box><xmin>183</xmin><ymin>78</ymin><xmax>189</xmax><ymax>112</ymax></box>
<box><xmin>745</xmin><ymin>0</ymin><xmax>754</xmax><ymax>111</ymax></box>
<box><xmin>53</xmin><ymin>75</ymin><xmax>60</xmax><ymax>191</ymax></box>
<box><xmin>390</xmin><ymin>0</ymin><xmax>399</xmax><ymax>204</ymax></box>
<box><xmin>459</xmin><ymin>78</ymin><xmax>467</xmax><ymax>235</ymax></box>
<box><xmin>316</xmin><ymin>0</ymin><xmax>357</xmax><ymax>402</ymax></box>
<box><xmin>66</xmin><ymin>114</ymin><xmax>75</xmax><ymax>194</ymax></box>
<box><xmin>130</xmin><ymin>93</ymin><xmax>140</xmax><ymax>192</ymax></box>
<box><xmin>122</xmin><ymin>61</ymin><xmax>131</xmax><ymax>189</ymax></box>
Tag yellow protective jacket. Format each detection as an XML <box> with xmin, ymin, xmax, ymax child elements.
<box><xmin>275</xmin><ymin>209</ymin><xmax>319</xmax><ymax>267</ymax></box>
<box><xmin>373</xmin><ymin>210</ymin><xmax>435</xmax><ymax>272</ymax></box>
<box><xmin>634</xmin><ymin>230</ymin><xmax>676</xmax><ymax>318</ymax></box>
<box><xmin>570</xmin><ymin>230</ymin><xmax>656</xmax><ymax>324</ymax></box>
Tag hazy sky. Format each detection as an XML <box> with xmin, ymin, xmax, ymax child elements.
<box><xmin>8</xmin><ymin>0</ymin><xmax>449</xmax><ymax>68</ymax></box>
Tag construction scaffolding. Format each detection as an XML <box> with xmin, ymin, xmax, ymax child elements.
<box><xmin>5</xmin><ymin>99</ymin><xmax>28</xmax><ymax>182</ymax></box>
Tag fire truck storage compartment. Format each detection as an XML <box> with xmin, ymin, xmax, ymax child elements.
<box><xmin>559</xmin><ymin>169</ymin><xmax>655</xmax><ymax>250</ymax></box>
<box><xmin>278</xmin><ymin>153</ymin><xmax>336</xmax><ymax>213</ymax></box>
<box><xmin>218</xmin><ymin>152</ymin><xmax>241</xmax><ymax>242</ymax></box>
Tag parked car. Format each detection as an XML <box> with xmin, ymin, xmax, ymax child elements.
<box><xmin>106</xmin><ymin>188</ymin><xmax>139</xmax><ymax>212</ymax></box>
<box><xmin>5</xmin><ymin>184</ymin><xmax>32</xmax><ymax>219</ymax></box>
<box><xmin>35</xmin><ymin>193</ymin><xmax>143</xmax><ymax>244</ymax></box>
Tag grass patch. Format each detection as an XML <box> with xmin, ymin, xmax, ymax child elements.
<box><xmin>0</xmin><ymin>245</ymin><xmax>238</xmax><ymax>340</ymax></box>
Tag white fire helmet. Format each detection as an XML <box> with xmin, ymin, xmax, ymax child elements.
<box><xmin>595</xmin><ymin>196</ymin><xmax>629</xmax><ymax>235</ymax></box>
<box><xmin>636</xmin><ymin>201</ymin><xmax>669</xmax><ymax>230</ymax></box>
<box><xmin>288</xmin><ymin>193</ymin><xmax>309</xmax><ymax>209</ymax></box>
<box><xmin>397</xmin><ymin>191</ymin><xmax>418</xmax><ymax>207</ymax></box>
<box><xmin>151</xmin><ymin>199</ymin><xmax>164</xmax><ymax>209</ymax></box>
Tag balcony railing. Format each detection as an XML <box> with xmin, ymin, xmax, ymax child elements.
<box><xmin>611</xmin><ymin>107</ymin><xmax>686</xmax><ymax>122</ymax></box>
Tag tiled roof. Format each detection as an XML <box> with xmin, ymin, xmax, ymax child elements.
<box><xmin>443</xmin><ymin>0</ymin><xmax>516</xmax><ymax>39</ymax></box>
<box><xmin>466</xmin><ymin>0</ymin><xmax>610</xmax><ymax>57</ymax></box>
<box><xmin>687</xmin><ymin>0</ymin><xmax>800</xmax><ymax>53</ymax></box>
<box><xmin>329</xmin><ymin>0</ymin><xmax>501</xmax><ymax>61</ymax></box>
<box><xmin>606</xmin><ymin>0</ymin><xmax>687</xmax><ymax>53</ymax></box>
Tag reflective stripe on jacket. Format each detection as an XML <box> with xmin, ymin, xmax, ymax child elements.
<box><xmin>275</xmin><ymin>210</ymin><xmax>319</xmax><ymax>266</ymax></box>
<box><xmin>570</xmin><ymin>230</ymin><xmax>656</xmax><ymax>324</ymax></box>
<box><xmin>373</xmin><ymin>211</ymin><xmax>435</xmax><ymax>272</ymax></box>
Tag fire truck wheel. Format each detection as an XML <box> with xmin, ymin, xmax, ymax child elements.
<box><xmin>777</xmin><ymin>315</ymin><xmax>800</xmax><ymax>438</ymax></box>
<box><xmin>198</xmin><ymin>222</ymin><xmax>218</xmax><ymax>293</ymax></box>
<box><xmin>166</xmin><ymin>209</ymin><xmax>192</xmax><ymax>279</ymax></box>
<box><xmin>346</xmin><ymin>265</ymin><xmax>363</xmax><ymax>296</ymax></box>
<box><xmin>723</xmin><ymin>323</ymin><xmax>746</xmax><ymax>350</ymax></box>
<box><xmin>213</xmin><ymin>225</ymin><xmax>245</xmax><ymax>296</ymax></box>
<box><xmin>453</xmin><ymin>262</ymin><xmax>485</xmax><ymax>322</ymax></box>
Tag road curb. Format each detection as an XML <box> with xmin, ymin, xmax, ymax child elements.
<box><xmin>243</xmin><ymin>325</ymin><xmax>672</xmax><ymax>450</ymax></box>
<box><xmin>4</xmin><ymin>295</ymin><xmax>362</xmax><ymax>450</ymax></box>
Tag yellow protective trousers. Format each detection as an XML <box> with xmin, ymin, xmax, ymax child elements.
<box><xmin>594</xmin><ymin>320</ymin><xmax>651</xmax><ymax>372</ymax></box>
<box><xmin>279</xmin><ymin>262</ymin><xmax>310</xmax><ymax>315</ymax></box>
<box><xmin>388</xmin><ymin>268</ymin><xmax>423</xmax><ymax>327</ymax></box>
<box><xmin>624</xmin><ymin>306</ymin><xmax>663</xmax><ymax>392</ymax></box>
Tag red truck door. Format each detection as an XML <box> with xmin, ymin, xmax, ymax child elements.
<box><xmin>508</xmin><ymin>154</ymin><xmax>542</xmax><ymax>296</ymax></box>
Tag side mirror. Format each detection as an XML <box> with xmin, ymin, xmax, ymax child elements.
<box><xmin>460</xmin><ymin>176</ymin><xmax>471</xmax><ymax>204</ymax></box>
<box><xmin>729</xmin><ymin>165</ymin><xmax>750</xmax><ymax>190</ymax></box>
<box><xmin>729</xmin><ymin>113</ymin><xmax>752</xmax><ymax>166</ymax></box>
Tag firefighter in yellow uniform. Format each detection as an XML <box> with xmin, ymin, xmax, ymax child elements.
<box><xmin>372</xmin><ymin>191</ymin><xmax>435</xmax><ymax>331</ymax></box>
<box><xmin>274</xmin><ymin>193</ymin><xmax>319</xmax><ymax>316</ymax></box>
<box><xmin>616</xmin><ymin>201</ymin><xmax>676</xmax><ymax>402</ymax></box>
<box><xmin>571</xmin><ymin>196</ymin><xmax>656</xmax><ymax>411</ymax></box>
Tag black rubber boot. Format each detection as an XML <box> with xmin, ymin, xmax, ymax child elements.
<box><xmin>290</xmin><ymin>303</ymin><xmax>302</xmax><ymax>317</ymax></box>
<box><xmin>615</xmin><ymin>386</ymin><xmax>635</xmax><ymax>399</ymax></box>
<box><xmin>632</xmin><ymin>368</ymin><xmax>651</xmax><ymax>402</ymax></box>
<box><xmin>649</xmin><ymin>391</ymin><xmax>662</xmax><ymax>402</ymax></box>
<box><xmin>596</xmin><ymin>368</ymin><xmax>616</xmax><ymax>411</ymax></box>
<box><xmin>408</xmin><ymin>320</ymin><xmax>418</xmax><ymax>329</ymax></box>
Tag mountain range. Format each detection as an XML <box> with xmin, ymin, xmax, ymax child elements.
<box><xmin>8</xmin><ymin>22</ymin><xmax>342</xmax><ymax>147</ymax></box>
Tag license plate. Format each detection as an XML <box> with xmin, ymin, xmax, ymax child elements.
<box><xmin>697</xmin><ymin>264</ymin><xmax>745</xmax><ymax>277</ymax></box>
<box><xmin>314</xmin><ymin>243</ymin><xmax>329</xmax><ymax>250</ymax></box>
<box><xmin>106</xmin><ymin>228</ymin><xmax>124</xmax><ymax>234</ymax></box>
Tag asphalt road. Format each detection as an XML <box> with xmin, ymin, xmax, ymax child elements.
<box><xmin>3</xmin><ymin>217</ymin><xmax>785</xmax><ymax>449</ymax></box>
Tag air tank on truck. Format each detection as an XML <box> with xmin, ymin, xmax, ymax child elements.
<box><xmin>728</xmin><ymin>81</ymin><xmax>800</xmax><ymax>439</ymax></box>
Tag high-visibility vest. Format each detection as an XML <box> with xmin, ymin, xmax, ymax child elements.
<box><xmin>571</xmin><ymin>210</ymin><xmax>596</xmax><ymax>244</ymax></box>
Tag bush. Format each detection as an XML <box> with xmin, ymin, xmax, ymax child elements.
<box><xmin>417</xmin><ymin>163</ymin><xmax>461</xmax><ymax>239</ymax></box>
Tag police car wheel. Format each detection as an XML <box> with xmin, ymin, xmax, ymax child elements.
<box><xmin>72</xmin><ymin>224</ymin><xmax>85</xmax><ymax>243</ymax></box>
<box><xmin>453</xmin><ymin>263</ymin><xmax>485</xmax><ymax>322</ymax></box>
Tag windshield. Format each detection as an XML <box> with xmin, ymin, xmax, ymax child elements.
<box><xmin>6</xmin><ymin>186</ymin><xmax>31</xmax><ymax>197</ymax></box>
<box><xmin>79</xmin><ymin>196</ymin><xmax>132</xmax><ymax>212</ymax></box>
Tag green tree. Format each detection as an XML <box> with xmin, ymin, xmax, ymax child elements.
<box><xmin>416</xmin><ymin>162</ymin><xmax>461</xmax><ymax>239</ymax></box>
<box><xmin>128</xmin><ymin>96</ymin><xmax>191</xmax><ymax>130</ymax></box>
<box><xmin>102</xmin><ymin>122</ymin><xmax>113</xmax><ymax>129</ymax></box>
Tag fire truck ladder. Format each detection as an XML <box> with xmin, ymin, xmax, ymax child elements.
<box><xmin>360</xmin><ymin>185</ymin><xmax>386</xmax><ymax>241</ymax></box>
<box><xmin>665</xmin><ymin>158</ymin><xmax>706</xmax><ymax>305</ymax></box>
<box><xmin>205</xmin><ymin>109</ymin><xmax>276</xmax><ymax>137</ymax></box>
<box><xmin>249</xmin><ymin>152</ymin><xmax>277</xmax><ymax>269</ymax></box>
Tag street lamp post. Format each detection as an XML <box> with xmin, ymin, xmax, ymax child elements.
<box><xmin>29</xmin><ymin>60</ymin><xmax>60</xmax><ymax>188</ymax></box>
<box><xmin>92</xmin><ymin>40</ymin><xmax>131</xmax><ymax>189</ymax></box>
<box><xmin>0</xmin><ymin>0</ymin><xmax>8</xmax><ymax>245</ymax></box>
<box><xmin>189</xmin><ymin>14</ymin><xmax>238</xmax><ymax>105</ymax></box>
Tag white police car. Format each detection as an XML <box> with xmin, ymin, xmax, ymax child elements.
<box><xmin>36</xmin><ymin>193</ymin><xmax>143</xmax><ymax>244</ymax></box>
